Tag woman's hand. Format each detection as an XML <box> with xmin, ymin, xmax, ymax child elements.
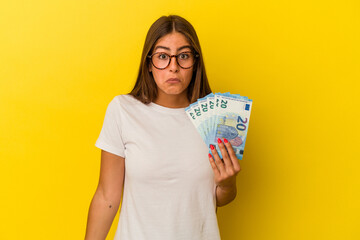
<box><xmin>208</xmin><ymin>138</ymin><xmax>241</xmax><ymax>206</ymax></box>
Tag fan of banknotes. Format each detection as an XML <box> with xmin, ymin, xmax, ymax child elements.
<box><xmin>185</xmin><ymin>92</ymin><xmax>252</xmax><ymax>160</ymax></box>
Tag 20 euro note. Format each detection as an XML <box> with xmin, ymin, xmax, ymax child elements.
<box><xmin>185</xmin><ymin>101</ymin><xmax>206</xmax><ymax>141</ymax></box>
<box><xmin>209</xmin><ymin>94</ymin><xmax>253</xmax><ymax>160</ymax></box>
<box><xmin>198</xmin><ymin>94</ymin><xmax>214</xmax><ymax>144</ymax></box>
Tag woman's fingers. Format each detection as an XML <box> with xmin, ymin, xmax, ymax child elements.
<box><xmin>208</xmin><ymin>153</ymin><xmax>220</xmax><ymax>177</ymax></box>
<box><xmin>209</xmin><ymin>138</ymin><xmax>242</xmax><ymax>176</ymax></box>
<box><xmin>222</xmin><ymin>138</ymin><xmax>241</xmax><ymax>173</ymax></box>
<box><xmin>209</xmin><ymin>144</ymin><xmax>226</xmax><ymax>173</ymax></box>
<box><xmin>216</xmin><ymin>138</ymin><xmax>233</xmax><ymax>169</ymax></box>
<box><xmin>209</xmin><ymin>138</ymin><xmax>242</xmax><ymax>188</ymax></box>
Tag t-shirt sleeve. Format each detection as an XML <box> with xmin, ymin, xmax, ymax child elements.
<box><xmin>95</xmin><ymin>96</ymin><xmax>125</xmax><ymax>158</ymax></box>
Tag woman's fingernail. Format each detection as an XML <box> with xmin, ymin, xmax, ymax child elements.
<box><xmin>217</xmin><ymin>138</ymin><xmax>222</xmax><ymax>143</ymax></box>
<box><xmin>210</xmin><ymin>144</ymin><xmax>215</xmax><ymax>150</ymax></box>
<box><xmin>223</xmin><ymin>138</ymin><xmax>228</xmax><ymax>143</ymax></box>
<box><xmin>208</xmin><ymin>153</ymin><xmax>212</xmax><ymax>158</ymax></box>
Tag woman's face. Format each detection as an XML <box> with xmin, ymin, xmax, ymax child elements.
<box><xmin>149</xmin><ymin>32</ymin><xmax>195</xmax><ymax>99</ymax></box>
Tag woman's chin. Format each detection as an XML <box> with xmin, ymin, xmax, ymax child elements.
<box><xmin>161</xmin><ymin>87</ymin><xmax>187</xmax><ymax>96</ymax></box>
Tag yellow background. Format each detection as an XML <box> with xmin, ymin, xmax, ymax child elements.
<box><xmin>0</xmin><ymin>0</ymin><xmax>359</xmax><ymax>239</ymax></box>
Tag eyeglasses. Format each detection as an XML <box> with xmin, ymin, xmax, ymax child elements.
<box><xmin>147</xmin><ymin>51</ymin><xmax>199</xmax><ymax>70</ymax></box>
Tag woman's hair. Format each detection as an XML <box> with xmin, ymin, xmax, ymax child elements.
<box><xmin>129</xmin><ymin>15</ymin><xmax>212</xmax><ymax>104</ymax></box>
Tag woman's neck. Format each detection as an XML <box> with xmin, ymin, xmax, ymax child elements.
<box><xmin>154</xmin><ymin>92</ymin><xmax>190</xmax><ymax>108</ymax></box>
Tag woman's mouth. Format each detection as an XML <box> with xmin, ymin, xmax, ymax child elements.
<box><xmin>166</xmin><ymin>78</ymin><xmax>180</xmax><ymax>83</ymax></box>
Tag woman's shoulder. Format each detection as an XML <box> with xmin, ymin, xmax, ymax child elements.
<box><xmin>111</xmin><ymin>94</ymin><xmax>145</xmax><ymax>109</ymax></box>
<box><xmin>110</xmin><ymin>94</ymin><xmax>132</xmax><ymax>103</ymax></box>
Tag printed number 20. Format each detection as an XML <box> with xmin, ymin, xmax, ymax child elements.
<box><xmin>236</xmin><ymin>116</ymin><xmax>248</xmax><ymax>131</ymax></box>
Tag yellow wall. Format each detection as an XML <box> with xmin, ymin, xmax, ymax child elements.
<box><xmin>0</xmin><ymin>0</ymin><xmax>359</xmax><ymax>239</ymax></box>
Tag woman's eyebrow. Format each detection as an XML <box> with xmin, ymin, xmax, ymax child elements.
<box><xmin>177</xmin><ymin>45</ymin><xmax>192</xmax><ymax>51</ymax></box>
<box><xmin>154</xmin><ymin>45</ymin><xmax>192</xmax><ymax>52</ymax></box>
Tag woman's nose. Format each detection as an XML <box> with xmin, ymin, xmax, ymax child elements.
<box><xmin>169</xmin><ymin>56</ymin><xmax>180</xmax><ymax>72</ymax></box>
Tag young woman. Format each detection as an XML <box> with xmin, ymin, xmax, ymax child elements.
<box><xmin>85</xmin><ymin>15</ymin><xmax>241</xmax><ymax>240</ymax></box>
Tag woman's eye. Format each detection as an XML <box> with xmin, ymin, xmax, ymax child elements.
<box><xmin>179</xmin><ymin>53</ymin><xmax>190</xmax><ymax>59</ymax></box>
<box><xmin>158</xmin><ymin>54</ymin><xmax>168</xmax><ymax>60</ymax></box>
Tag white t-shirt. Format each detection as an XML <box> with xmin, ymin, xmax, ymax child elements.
<box><xmin>95</xmin><ymin>94</ymin><xmax>221</xmax><ymax>240</ymax></box>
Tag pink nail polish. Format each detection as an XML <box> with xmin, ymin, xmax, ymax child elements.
<box><xmin>217</xmin><ymin>138</ymin><xmax>222</xmax><ymax>144</ymax></box>
<box><xmin>210</xmin><ymin>145</ymin><xmax>215</xmax><ymax>150</ymax></box>
<box><xmin>223</xmin><ymin>138</ymin><xmax>228</xmax><ymax>143</ymax></box>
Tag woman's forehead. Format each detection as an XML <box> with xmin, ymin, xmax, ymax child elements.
<box><xmin>154</xmin><ymin>32</ymin><xmax>191</xmax><ymax>51</ymax></box>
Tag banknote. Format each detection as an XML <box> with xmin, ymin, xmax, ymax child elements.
<box><xmin>185</xmin><ymin>101</ymin><xmax>206</xmax><ymax>140</ymax></box>
<box><xmin>185</xmin><ymin>92</ymin><xmax>252</xmax><ymax>160</ymax></box>
<box><xmin>212</xmin><ymin>93</ymin><xmax>252</xmax><ymax>159</ymax></box>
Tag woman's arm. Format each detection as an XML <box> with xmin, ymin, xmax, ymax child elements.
<box><xmin>208</xmin><ymin>138</ymin><xmax>241</xmax><ymax>207</ymax></box>
<box><xmin>216</xmin><ymin>183</ymin><xmax>237</xmax><ymax>207</ymax></box>
<box><xmin>85</xmin><ymin>150</ymin><xmax>125</xmax><ymax>240</ymax></box>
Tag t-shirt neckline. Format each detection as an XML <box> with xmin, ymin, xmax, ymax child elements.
<box><xmin>148</xmin><ymin>101</ymin><xmax>187</xmax><ymax>114</ymax></box>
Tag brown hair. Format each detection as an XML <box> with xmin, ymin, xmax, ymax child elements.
<box><xmin>129</xmin><ymin>15</ymin><xmax>212</xmax><ymax>104</ymax></box>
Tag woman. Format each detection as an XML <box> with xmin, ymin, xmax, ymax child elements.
<box><xmin>85</xmin><ymin>15</ymin><xmax>241</xmax><ymax>240</ymax></box>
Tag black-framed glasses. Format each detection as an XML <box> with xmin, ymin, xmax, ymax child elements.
<box><xmin>147</xmin><ymin>51</ymin><xmax>199</xmax><ymax>70</ymax></box>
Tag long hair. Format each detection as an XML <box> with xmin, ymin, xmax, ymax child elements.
<box><xmin>129</xmin><ymin>15</ymin><xmax>211</xmax><ymax>104</ymax></box>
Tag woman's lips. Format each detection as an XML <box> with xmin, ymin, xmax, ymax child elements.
<box><xmin>166</xmin><ymin>78</ymin><xmax>180</xmax><ymax>83</ymax></box>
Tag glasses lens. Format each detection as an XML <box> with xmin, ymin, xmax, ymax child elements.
<box><xmin>151</xmin><ymin>52</ymin><xmax>196</xmax><ymax>69</ymax></box>
<box><xmin>152</xmin><ymin>53</ymin><xmax>170</xmax><ymax>69</ymax></box>
<box><xmin>177</xmin><ymin>52</ymin><xmax>195</xmax><ymax>68</ymax></box>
